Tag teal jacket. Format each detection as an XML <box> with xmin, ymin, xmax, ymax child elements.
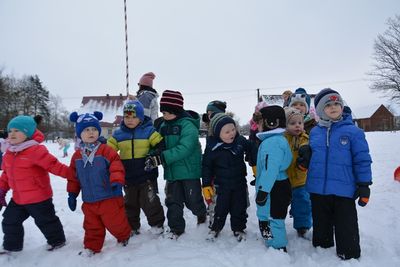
<box><xmin>159</xmin><ymin>111</ymin><xmax>202</xmax><ymax>181</ymax></box>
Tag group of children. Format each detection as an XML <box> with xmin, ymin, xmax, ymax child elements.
<box><xmin>0</xmin><ymin>72</ymin><xmax>372</xmax><ymax>261</ymax></box>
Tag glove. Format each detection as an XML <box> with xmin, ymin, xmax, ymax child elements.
<box><xmin>112</xmin><ymin>183</ymin><xmax>123</xmax><ymax>197</ymax></box>
<box><xmin>256</xmin><ymin>190</ymin><xmax>268</xmax><ymax>206</ymax></box>
<box><xmin>297</xmin><ymin>145</ymin><xmax>311</xmax><ymax>171</ymax></box>
<box><xmin>0</xmin><ymin>189</ymin><xmax>7</xmax><ymax>212</ymax></box>
<box><xmin>68</xmin><ymin>192</ymin><xmax>78</xmax><ymax>211</ymax></box>
<box><xmin>144</xmin><ymin>155</ymin><xmax>162</xmax><ymax>172</ymax></box>
<box><xmin>202</xmin><ymin>186</ymin><xmax>215</xmax><ymax>205</ymax></box>
<box><xmin>202</xmin><ymin>113</ymin><xmax>210</xmax><ymax>123</ymax></box>
<box><xmin>354</xmin><ymin>184</ymin><xmax>370</xmax><ymax>207</ymax></box>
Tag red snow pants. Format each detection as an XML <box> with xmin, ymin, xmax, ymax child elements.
<box><xmin>82</xmin><ymin>197</ymin><xmax>131</xmax><ymax>252</ymax></box>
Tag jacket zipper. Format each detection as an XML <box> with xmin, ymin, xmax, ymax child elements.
<box><xmin>323</xmin><ymin>127</ymin><xmax>331</xmax><ymax>194</ymax></box>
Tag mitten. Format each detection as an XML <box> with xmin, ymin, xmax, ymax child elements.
<box><xmin>0</xmin><ymin>188</ymin><xmax>7</xmax><ymax>212</ymax></box>
<box><xmin>354</xmin><ymin>184</ymin><xmax>370</xmax><ymax>207</ymax></box>
<box><xmin>111</xmin><ymin>183</ymin><xmax>123</xmax><ymax>197</ymax></box>
<box><xmin>256</xmin><ymin>190</ymin><xmax>268</xmax><ymax>206</ymax></box>
<box><xmin>144</xmin><ymin>155</ymin><xmax>162</xmax><ymax>172</ymax></box>
<box><xmin>297</xmin><ymin>145</ymin><xmax>311</xmax><ymax>171</ymax></box>
<box><xmin>68</xmin><ymin>192</ymin><xmax>78</xmax><ymax>211</ymax></box>
<box><xmin>202</xmin><ymin>186</ymin><xmax>215</xmax><ymax>205</ymax></box>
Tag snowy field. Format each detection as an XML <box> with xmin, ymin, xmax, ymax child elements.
<box><xmin>1</xmin><ymin>131</ymin><xmax>400</xmax><ymax>267</ymax></box>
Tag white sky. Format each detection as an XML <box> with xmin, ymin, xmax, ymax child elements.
<box><xmin>0</xmin><ymin>0</ymin><xmax>399</xmax><ymax>123</ymax></box>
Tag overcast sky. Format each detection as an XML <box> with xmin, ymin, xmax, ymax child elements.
<box><xmin>0</xmin><ymin>0</ymin><xmax>399</xmax><ymax>123</ymax></box>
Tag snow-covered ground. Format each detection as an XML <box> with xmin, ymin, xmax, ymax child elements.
<box><xmin>1</xmin><ymin>132</ymin><xmax>400</xmax><ymax>267</ymax></box>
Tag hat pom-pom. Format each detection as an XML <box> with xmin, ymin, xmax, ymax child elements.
<box><xmin>69</xmin><ymin>112</ymin><xmax>79</xmax><ymax>122</ymax></box>
<box><xmin>93</xmin><ymin>111</ymin><xmax>103</xmax><ymax>121</ymax></box>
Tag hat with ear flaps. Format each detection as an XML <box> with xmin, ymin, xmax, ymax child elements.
<box><xmin>69</xmin><ymin>111</ymin><xmax>103</xmax><ymax>138</ymax></box>
<box><xmin>259</xmin><ymin>105</ymin><xmax>286</xmax><ymax>131</ymax></box>
<box><xmin>288</xmin><ymin>87</ymin><xmax>311</xmax><ymax>114</ymax></box>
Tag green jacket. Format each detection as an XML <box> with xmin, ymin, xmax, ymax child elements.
<box><xmin>159</xmin><ymin>111</ymin><xmax>202</xmax><ymax>181</ymax></box>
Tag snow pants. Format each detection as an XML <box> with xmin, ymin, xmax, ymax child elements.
<box><xmin>82</xmin><ymin>197</ymin><xmax>131</xmax><ymax>253</ymax></box>
<box><xmin>291</xmin><ymin>186</ymin><xmax>312</xmax><ymax>230</ymax></box>
<box><xmin>165</xmin><ymin>179</ymin><xmax>207</xmax><ymax>234</ymax></box>
<box><xmin>256</xmin><ymin>179</ymin><xmax>291</xmax><ymax>249</ymax></box>
<box><xmin>310</xmin><ymin>193</ymin><xmax>360</xmax><ymax>259</ymax></box>
<box><xmin>2</xmin><ymin>198</ymin><xmax>65</xmax><ymax>251</ymax></box>
<box><xmin>124</xmin><ymin>180</ymin><xmax>165</xmax><ymax>231</ymax></box>
<box><xmin>211</xmin><ymin>184</ymin><xmax>248</xmax><ymax>232</ymax></box>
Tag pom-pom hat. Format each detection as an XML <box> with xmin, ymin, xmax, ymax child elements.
<box><xmin>70</xmin><ymin>111</ymin><xmax>103</xmax><ymax>138</ymax></box>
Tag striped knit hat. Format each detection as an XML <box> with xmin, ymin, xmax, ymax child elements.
<box><xmin>160</xmin><ymin>90</ymin><xmax>184</xmax><ymax>114</ymax></box>
<box><xmin>210</xmin><ymin>113</ymin><xmax>235</xmax><ymax>138</ymax></box>
<box><xmin>314</xmin><ymin>88</ymin><xmax>343</xmax><ymax>121</ymax></box>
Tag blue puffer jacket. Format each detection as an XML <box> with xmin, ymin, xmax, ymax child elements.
<box><xmin>306</xmin><ymin>114</ymin><xmax>372</xmax><ymax>198</ymax></box>
<box><xmin>255</xmin><ymin>129</ymin><xmax>292</xmax><ymax>193</ymax></box>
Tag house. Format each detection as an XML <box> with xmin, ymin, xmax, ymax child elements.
<box><xmin>353</xmin><ymin>104</ymin><xmax>395</xmax><ymax>132</ymax></box>
<box><xmin>79</xmin><ymin>94</ymin><xmax>127</xmax><ymax>138</ymax></box>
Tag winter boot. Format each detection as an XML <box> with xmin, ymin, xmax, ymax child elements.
<box><xmin>233</xmin><ymin>231</ymin><xmax>246</xmax><ymax>242</ymax></box>
<box><xmin>78</xmin><ymin>249</ymin><xmax>97</xmax><ymax>257</ymax></box>
<box><xmin>296</xmin><ymin>227</ymin><xmax>309</xmax><ymax>238</ymax></box>
<box><xmin>150</xmin><ymin>225</ymin><xmax>164</xmax><ymax>235</ymax></box>
<box><xmin>197</xmin><ymin>214</ymin><xmax>207</xmax><ymax>225</ymax></box>
<box><xmin>206</xmin><ymin>230</ymin><xmax>220</xmax><ymax>242</ymax></box>
<box><xmin>259</xmin><ymin>220</ymin><xmax>273</xmax><ymax>240</ymax></box>
<box><xmin>46</xmin><ymin>241</ymin><xmax>66</xmax><ymax>251</ymax></box>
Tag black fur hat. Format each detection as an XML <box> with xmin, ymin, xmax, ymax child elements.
<box><xmin>259</xmin><ymin>105</ymin><xmax>286</xmax><ymax>131</ymax></box>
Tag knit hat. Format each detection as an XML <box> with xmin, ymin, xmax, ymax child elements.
<box><xmin>7</xmin><ymin>115</ymin><xmax>37</xmax><ymax>138</ymax></box>
<box><xmin>206</xmin><ymin>100</ymin><xmax>227</xmax><ymax>114</ymax></box>
<box><xmin>284</xmin><ymin>107</ymin><xmax>303</xmax><ymax>125</ymax></box>
<box><xmin>210</xmin><ymin>113</ymin><xmax>236</xmax><ymax>137</ymax></box>
<box><xmin>123</xmin><ymin>100</ymin><xmax>144</xmax><ymax>121</ymax></box>
<box><xmin>255</xmin><ymin>101</ymin><xmax>268</xmax><ymax>112</ymax></box>
<box><xmin>138</xmin><ymin>72</ymin><xmax>155</xmax><ymax>87</ymax></box>
<box><xmin>69</xmin><ymin>111</ymin><xmax>103</xmax><ymax>138</ymax></box>
<box><xmin>160</xmin><ymin>90</ymin><xmax>184</xmax><ymax>114</ymax></box>
<box><xmin>288</xmin><ymin>88</ymin><xmax>311</xmax><ymax>114</ymax></box>
<box><xmin>259</xmin><ymin>105</ymin><xmax>286</xmax><ymax>131</ymax></box>
<box><xmin>314</xmin><ymin>88</ymin><xmax>343</xmax><ymax>121</ymax></box>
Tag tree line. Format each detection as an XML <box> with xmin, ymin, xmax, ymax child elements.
<box><xmin>0</xmin><ymin>71</ymin><xmax>74</xmax><ymax>139</ymax></box>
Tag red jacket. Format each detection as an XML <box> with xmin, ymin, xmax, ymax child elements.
<box><xmin>0</xmin><ymin>130</ymin><xmax>69</xmax><ymax>205</ymax></box>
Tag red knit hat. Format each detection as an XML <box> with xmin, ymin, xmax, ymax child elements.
<box><xmin>138</xmin><ymin>72</ymin><xmax>156</xmax><ymax>87</ymax></box>
<box><xmin>160</xmin><ymin>90</ymin><xmax>184</xmax><ymax>114</ymax></box>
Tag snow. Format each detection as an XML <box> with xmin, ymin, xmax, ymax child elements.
<box><xmin>1</xmin><ymin>132</ymin><xmax>400</xmax><ymax>267</ymax></box>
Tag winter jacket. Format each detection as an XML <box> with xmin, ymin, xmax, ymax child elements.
<box><xmin>137</xmin><ymin>89</ymin><xmax>159</xmax><ymax>123</ymax></box>
<box><xmin>255</xmin><ymin>129</ymin><xmax>292</xmax><ymax>193</ymax></box>
<box><xmin>159</xmin><ymin>111</ymin><xmax>202</xmax><ymax>181</ymax></box>
<box><xmin>0</xmin><ymin>130</ymin><xmax>69</xmax><ymax>205</ymax></box>
<box><xmin>67</xmin><ymin>143</ymin><xmax>125</xmax><ymax>203</ymax></box>
<box><xmin>107</xmin><ymin>117</ymin><xmax>164</xmax><ymax>186</ymax></box>
<box><xmin>202</xmin><ymin>134</ymin><xmax>251</xmax><ymax>188</ymax></box>
<box><xmin>284</xmin><ymin>131</ymin><xmax>309</xmax><ymax>188</ymax></box>
<box><xmin>306</xmin><ymin>114</ymin><xmax>372</xmax><ymax>198</ymax></box>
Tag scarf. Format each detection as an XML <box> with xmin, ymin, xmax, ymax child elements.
<box><xmin>6</xmin><ymin>139</ymin><xmax>39</xmax><ymax>153</ymax></box>
<box><xmin>80</xmin><ymin>141</ymin><xmax>101</xmax><ymax>167</ymax></box>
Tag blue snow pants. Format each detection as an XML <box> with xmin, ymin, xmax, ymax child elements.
<box><xmin>291</xmin><ymin>186</ymin><xmax>312</xmax><ymax>230</ymax></box>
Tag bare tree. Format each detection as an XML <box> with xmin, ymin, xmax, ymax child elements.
<box><xmin>369</xmin><ymin>15</ymin><xmax>400</xmax><ymax>104</ymax></box>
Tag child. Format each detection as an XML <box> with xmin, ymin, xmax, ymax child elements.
<box><xmin>283</xmin><ymin>108</ymin><xmax>312</xmax><ymax>237</ymax></box>
<box><xmin>201</xmin><ymin>100</ymin><xmax>227</xmax><ymax>127</ymax></box>
<box><xmin>107</xmin><ymin>100</ymin><xmax>165</xmax><ymax>235</ymax></box>
<box><xmin>136</xmin><ymin>72</ymin><xmax>159</xmax><ymax>122</ymax></box>
<box><xmin>255</xmin><ymin>106</ymin><xmax>292</xmax><ymax>251</ymax></box>
<box><xmin>0</xmin><ymin>115</ymin><xmax>69</xmax><ymax>253</ymax></box>
<box><xmin>56</xmin><ymin>137</ymin><xmax>71</xmax><ymax>158</ymax></box>
<box><xmin>158</xmin><ymin>90</ymin><xmax>207</xmax><ymax>239</ymax></box>
<box><xmin>306</xmin><ymin>88</ymin><xmax>372</xmax><ymax>260</ymax></box>
<box><xmin>202</xmin><ymin>113</ymin><xmax>251</xmax><ymax>241</ymax></box>
<box><xmin>67</xmin><ymin>111</ymin><xmax>131</xmax><ymax>256</ymax></box>
<box><xmin>287</xmin><ymin>88</ymin><xmax>317</xmax><ymax>134</ymax></box>
<box><xmin>282</xmin><ymin>90</ymin><xmax>293</xmax><ymax>107</ymax></box>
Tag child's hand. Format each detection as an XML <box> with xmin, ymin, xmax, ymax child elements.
<box><xmin>354</xmin><ymin>184</ymin><xmax>370</xmax><ymax>207</ymax></box>
<box><xmin>144</xmin><ymin>155</ymin><xmax>162</xmax><ymax>172</ymax></box>
<box><xmin>67</xmin><ymin>193</ymin><xmax>78</xmax><ymax>211</ymax></box>
<box><xmin>202</xmin><ymin>186</ymin><xmax>215</xmax><ymax>205</ymax></box>
<box><xmin>256</xmin><ymin>190</ymin><xmax>268</xmax><ymax>206</ymax></box>
<box><xmin>0</xmin><ymin>189</ymin><xmax>7</xmax><ymax>211</ymax></box>
<box><xmin>297</xmin><ymin>145</ymin><xmax>311</xmax><ymax>171</ymax></box>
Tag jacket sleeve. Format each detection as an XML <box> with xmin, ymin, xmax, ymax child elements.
<box><xmin>107</xmin><ymin>136</ymin><xmax>119</xmax><ymax>151</ymax></box>
<box><xmin>257</xmin><ymin>141</ymin><xmax>285</xmax><ymax>193</ymax></box>
<box><xmin>33</xmin><ymin>146</ymin><xmax>69</xmax><ymax>178</ymax></box>
<box><xmin>162</xmin><ymin>122</ymin><xmax>199</xmax><ymax>165</ymax></box>
<box><xmin>103</xmin><ymin>145</ymin><xmax>126</xmax><ymax>185</ymax></box>
<box><xmin>201</xmin><ymin>146</ymin><xmax>214</xmax><ymax>186</ymax></box>
<box><xmin>67</xmin><ymin>153</ymin><xmax>81</xmax><ymax>194</ymax></box>
<box><xmin>0</xmin><ymin>169</ymin><xmax>10</xmax><ymax>192</ymax></box>
<box><xmin>351</xmin><ymin>129</ymin><xmax>372</xmax><ymax>184</ymax></box>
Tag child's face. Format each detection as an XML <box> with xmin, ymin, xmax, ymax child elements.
<box><xmin>8</xmin><ymin>128</ymin><xmax>28</xmax><ymax>145</ymax></box>
<box><xmin>80</xmin><ymin>127</ymin><xmax>99</xmax><ymax>143</ymax></box>
<box><xmin>291</xmin><ymin>102</ymin><xmax>307</xmax><ymax>115</ymax></box>
<box><xmin>324</xmin><ymin>102</ymin><xmax>343</xmax><ymax>120</ymax></box>
<box><xmin>162</xmin><ymin>111</ymin><xmax>177</xmax><ymax>121</ymax></box>
<box><xmin>219</xmin><ymin>123</ymin><xmax>236</xmax><ymax>144</ymax></box>
<box><xmin>124</xmin><ymin>115</ymin><xmax>141</xmax><ymax>129</ymax></box>
<box><xmin>286</xmin><ymin>116</ymin><xmax>304</xmax><ymax>136</ymax></box>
